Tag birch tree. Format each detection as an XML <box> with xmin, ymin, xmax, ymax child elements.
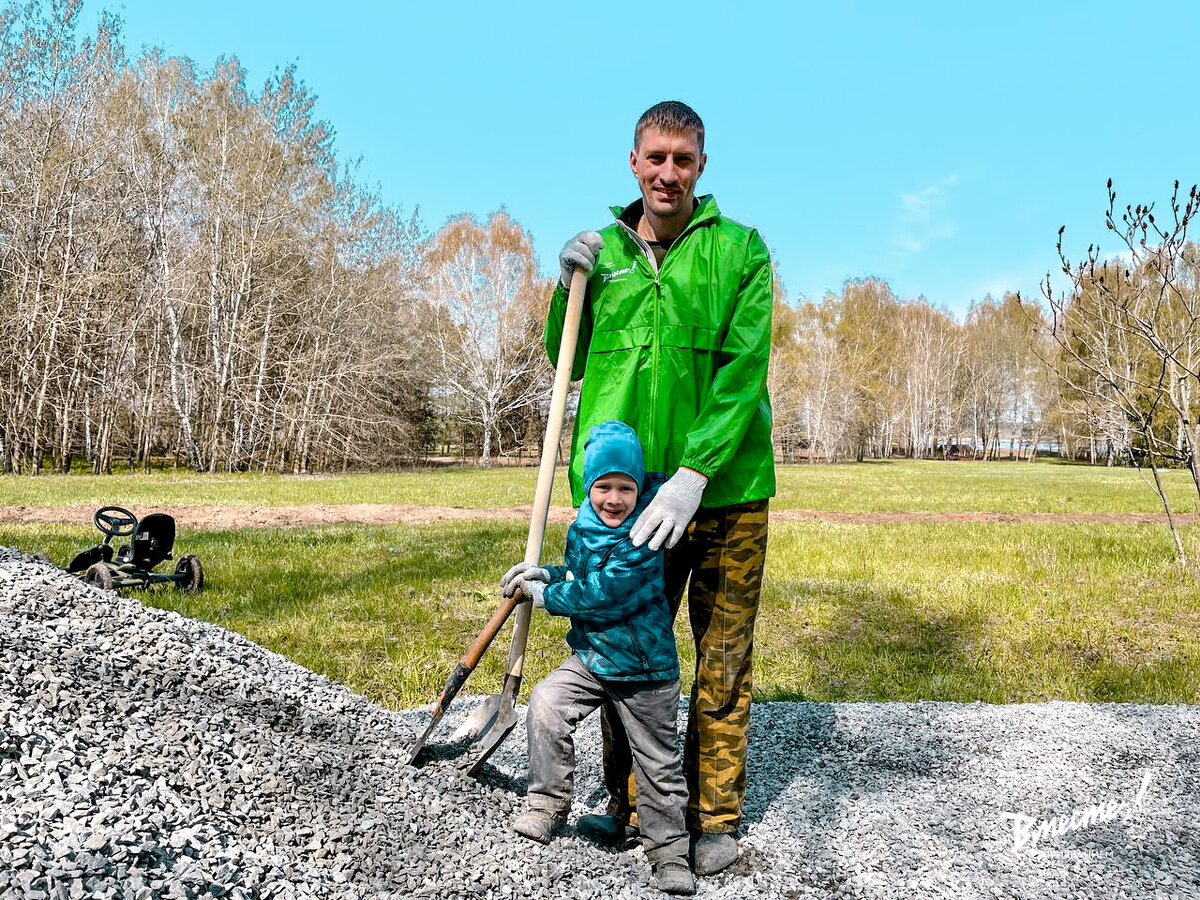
<box><xmin>0</xmin><ymin>0</ymin><xmax>432</xmax><ymax>474</ymax></box>
<box><xmin>895</xmin><ymin>300</ymin><xmax>963</xmax><ymax>458</ymax></box>
<box><xmin>833</xmin><ymin>278</ymin><xmax>902</xmax><ymax>460</ymax></box>
<box><xmin>425</xmin><ymin>211</ymin><xmax>552</xmax><ymax>466</ymax></box>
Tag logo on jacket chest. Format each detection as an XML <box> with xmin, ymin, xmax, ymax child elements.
<box><xmin>600</xmin><ymin>263</ymin><xmax>637</xmax><ymax>284</ymax></box>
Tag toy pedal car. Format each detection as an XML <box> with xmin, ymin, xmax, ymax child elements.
<box><xmin>67</xmin><ymin>505</ymin><xmax>204</xmax><ymax>593</ymax></box>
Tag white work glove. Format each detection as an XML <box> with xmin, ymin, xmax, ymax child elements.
<box><xmin>559</xmin><ymin>231</ymin><xmax>604</xmax><ymax>288</ymax></box>
<box><xmin>630</xmin><ymin>467</ymin><xmax>709</xmax><ymax>551</ymax></box>
<box><xmin>513</xmin><ymin>578</ymin><xmax>546</xmax><ymax>609</ymax></box>
<box><xmin>500</xmin><ymin>562</ymin><xmax>550</xmax><ymax>597</ymax></box>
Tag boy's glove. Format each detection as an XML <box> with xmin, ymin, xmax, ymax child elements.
<box><xmin>559</xmin><ymin>231</ymin><xmax>604</xmax><ymax>288</ymax></box>
<box><xmin>513</xmin><ymin>578</ymin><xmax>546</xmax><ymax>609</ymax></box>
<box><xmin>500</xmin><ymin>562</ymin><xmax>550</xmax><ymax>597</ymax></box>
<box><xmin>630</xmin><ymin>467</ymin><xmax>708</xmax><ymax>551</ymax></box>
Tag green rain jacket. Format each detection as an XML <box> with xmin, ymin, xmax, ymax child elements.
<box><xmin>545</xmin><ymin>194</ymin><xmax>776</xmax><ymax>508</ymax></box>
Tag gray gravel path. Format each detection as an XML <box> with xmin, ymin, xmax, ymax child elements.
<box><xmin>2</xmin><ymin>546</ymin><xmax>1198</xmax><ymax>899</ymax></box>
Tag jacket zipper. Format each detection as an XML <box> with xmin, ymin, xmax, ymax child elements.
<box><xmin>614</xmin><ymin>208</ymin><xmax>712</xmax><ymax>468</ymax></box>
<box><xmin>628</xmin><ymin>620</ymin><xmax>650</xmax><ymax>671</ymax></box>
<box><xmin>616</xmin><ymin>219</ymin><xmax>658</xmax><ymax>274</ymax></box>
<box><xmin>616</xmin><ymin>219</ymin><xmax>662</xmax><ymax>458</ymax></box>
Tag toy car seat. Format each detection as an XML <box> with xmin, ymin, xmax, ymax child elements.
<box><xmin>129</xmin><ymin>513</ymin><xmax>175</xmax><ymax>570</ymax></box>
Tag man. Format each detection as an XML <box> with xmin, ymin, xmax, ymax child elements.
<box><xmin>544</xmin><ymin>100</ymin><xmax>774</xmax><ymax>876</ymax></box>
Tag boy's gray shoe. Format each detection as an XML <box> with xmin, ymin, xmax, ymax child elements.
<box><xmin>576</xmin><ymin>813</ymin><xmax>639</xmax><ymax>847</ymax></box>
<box><xmin>653</xmin><ymin>860</ymin><xmax>696</xmax><ymax>895</ymax></box>
<box><xmin>692</xmin><ymin>832</ymin><xmax>738</xmax><ymax>875</ymax></box>
<box><xmin>513</xmin><ymin>809</ymin><xmax>567</xmax><ymax>844</ymax></box>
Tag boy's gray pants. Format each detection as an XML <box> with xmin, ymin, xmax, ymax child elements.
<box><xmin>525</xmin><ymin>655</ymin><xmax>690</xmax><ymax>863</ymax></box>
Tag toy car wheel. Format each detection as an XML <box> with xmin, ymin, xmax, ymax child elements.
<box><xmin>85</xmin><ymin>563</ymin><xmax>114</xmax><ymax>592</ymax></box>
<box><xmin>175</xmin><ymin>555</ymin><xmax>204</xmax><ymax>593</ymax></box>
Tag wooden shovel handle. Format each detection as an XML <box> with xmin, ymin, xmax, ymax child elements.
<box><xmin>460</xmin><ymin>590</ymin><xmax>522</xmax><ymax>669</ymax></box>
<box><xmin>503</xmin><ymin>266</ymin><xmax>588</xmax><ymax>678</ymax></box>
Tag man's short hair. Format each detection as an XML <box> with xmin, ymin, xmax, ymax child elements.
<box><xmin>634</xmin><ymin>101</ymin><xmax>705</xmax><ymax>153</ymax></box>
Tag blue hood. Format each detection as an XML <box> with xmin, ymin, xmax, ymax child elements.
<box><xmin>582</xmin><ymin>421</ymin><xmax>645</xmax><ymax>495</ymax></box>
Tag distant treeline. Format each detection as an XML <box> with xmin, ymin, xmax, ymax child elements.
<box><xmin>771</xmin><ymin>223</ymin><xmax>1199</xmax><ymax>468</ymax></box>
<box><xmin>0</xmin><ymin>1</ymin><xmax>431</xmax><ymax>474</ymax></box>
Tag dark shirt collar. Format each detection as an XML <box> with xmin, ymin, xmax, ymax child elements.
<box><xmin>617</xmin><ymin>197</ymin><xmax>700</xmax><ymax>245</ymax></box>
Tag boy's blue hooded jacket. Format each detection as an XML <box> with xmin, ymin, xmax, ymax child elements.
<box><xmin>541</xmin><ymin>422</ymin><xmax>678</xmax><ymax>682</ymax></box>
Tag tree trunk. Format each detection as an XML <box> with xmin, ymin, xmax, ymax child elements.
<box><xmin>1146</xmin><ymin>452</ymin><xmax>1187</xmax><ymax>567</ymax></box>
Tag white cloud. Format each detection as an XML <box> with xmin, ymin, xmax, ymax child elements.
<box><xmin>894</xmin><ymin>175</ymin><xmax>958</xmax><ymax>253</ymax></box>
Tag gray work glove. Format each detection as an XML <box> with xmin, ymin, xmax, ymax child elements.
<box><xmin>501</xmin><ymin>561</ymin><xmax>550</xmax><ymax>597</ymax></box>
<box><xmin>559</xmin><ymin>231</ymin><xmax>604</xmax><ymax>289</ymax></box>
<box><xmin>630</xmin><ymin>467</ymin><xmax>709</xmax><ymax>551</ymax></box>
<box><xmin>512</xmin><ymin>578</ymin><xmax>546</xmax><ymax>609</ymax></box>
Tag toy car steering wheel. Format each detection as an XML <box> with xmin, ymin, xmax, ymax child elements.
<box><xmin>94</xmin><ymin>506</ymin><xmax>138</xmax><ymax>538</ymax></box>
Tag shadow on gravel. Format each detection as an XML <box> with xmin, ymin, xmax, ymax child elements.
<box><xmin>743</xmin><ymin>701</ymin><xmax>836</xmax><ymax>829</ymax></box>
<box><xmin>742</xmin><ymin>576</ymin><xmax>982</xmax><ymax>852</ymax></box>
<box><xmin>473</xmin><ymin>763</ymin><xmax>529</xmax><ymax>797</ymax></box>
<box><xmin>411</xmin><ymin>735</ymin><xmax>478</xmax><ymax>766</ymax></box>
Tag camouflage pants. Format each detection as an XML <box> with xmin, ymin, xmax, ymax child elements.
<box><xmin>601</xmin><ymin>500</ymin><xmax>769</xmax><ymax>834</ymax></box>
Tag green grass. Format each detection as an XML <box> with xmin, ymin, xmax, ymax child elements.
<box><xmin>4</xmin><ymin>458</ymin><xmax>1198</xmax><ymax>514</ymax></box>
<box><xmin>757</xmin><ymin>521</ymin><xmax>1200</xmax><ymax>703</ymax></box>
<box><xmin>772</xmin><ymin>457</ymin><xmax>1200</xmax><ymax>514</ymax></box>
<box><xmin>0</xmin><ymin>466</ymin><xmax>575</xmax><ymax>509</ymax></box>
<box><xmin>7</xmin><ymin>511</ymin><xmax>1199</xmax><ymax>707</ymax></box>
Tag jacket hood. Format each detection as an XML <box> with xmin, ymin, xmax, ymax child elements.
<box><xmin>582</xmin><ymin>421</ymin><xmax>645</xmax><ymax>495</ymax></box>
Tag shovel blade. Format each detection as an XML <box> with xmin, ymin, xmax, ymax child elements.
<box><xmin>464</xmin><ymin>672</ymin><xmax>521</xmax><ymax>776</ymax></box>
<box><xmin>451</xmin><ymin>692</ymin><xmax>504</xmax><ymax>742</ymax></box>
<box><xmin>466</xmin><ymin>710</ymin><xmax>518</xmax><ymax>778</ymax></box>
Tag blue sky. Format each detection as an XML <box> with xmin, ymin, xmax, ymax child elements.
<box><xmin>87</xmin><ymin>0</ymin><xmax>1199</xmax><ymax>318</ymax></box>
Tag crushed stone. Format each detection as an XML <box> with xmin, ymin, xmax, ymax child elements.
<box><xmin>2</xmin><ymin>547</ymin><xmax>1198</xmax><ymax>899</ymax></box>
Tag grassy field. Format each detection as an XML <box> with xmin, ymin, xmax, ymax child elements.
<box><xmin>0</xmin><ymin>465</ymin><xmax>575</xmax><ymax>509</ymax></box>
<box><xmin>3</xmin><ymin>459</ymin><xmax>1199</xmax><ymax>707</ymax></box>
<box><xmin>5</xmin><ymin>457</ymin><xmax>1200</xmax><ymax>515</ymax></box>
<box><xmin>776</xmin><ymin>458</ymin><xmax>1200</xmax><ymax>514</ymax></box>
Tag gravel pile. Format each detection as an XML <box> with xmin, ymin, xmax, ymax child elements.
<box><xmin>3</xmin><ymin>546</ymin><xmax>1199</xmax><ymax>899</ymax></box>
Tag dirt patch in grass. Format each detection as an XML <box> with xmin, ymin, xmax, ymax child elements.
<box><xmin>1</xmin><ymin>504</ymin><xmax>1195</xmax><ymax>530</ymax></box>
<box><xmin>770</xmin><ymin>509</ymin><xmax>1199</xmax><ymax>525</ymax></box>
<box><xmin>0</xmin><ymin>503</ymin><xmax>576</xmax><ymax>529</ymax></box>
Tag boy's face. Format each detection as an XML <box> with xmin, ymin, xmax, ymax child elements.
<box><xmin>588</xmin><ymin>473</ymin><xmax>639</xmax><ymax>528</ymax></box>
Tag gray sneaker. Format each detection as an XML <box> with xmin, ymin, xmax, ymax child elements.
<box><xmin>512</xmin><ymin>808</ymin><xmax>567</xmax><ymax>844</ymax></box>
<box><xmin>691</xmin><ymin>831</ymin><xmax>738</xmax><ymax>875</ymax></box>
<box><xmin>576</xmin><ymin>813</ymin><xmax>639</xmax><ymax>847</ymax></box>
<box><xmin>653</xmin><ymin>860</ymin><xmax>696</xmax><ymax>895</ymax></box>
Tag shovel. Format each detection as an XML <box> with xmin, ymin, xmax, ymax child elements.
<box><xmin>405</xmin><ymin>588</ymin><xmax>524</xmax><ymax>765</ymax></box>
<box><xmin>407</xmin><ymin>266</ymin><xmax>588</xmax><ymax>769</ymax></box>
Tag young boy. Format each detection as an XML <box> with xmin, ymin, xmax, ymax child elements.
<box><xmin>500</xmin><ymin>421</ymin><xmax>695</xmax><ymax>896</ymax></box>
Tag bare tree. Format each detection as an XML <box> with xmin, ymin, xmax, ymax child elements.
<box><xmin>1045</xmin><ymin>180</ymin><xmax>1200</xmax><ymax>566</ymax></box>
<box><xmin>895</xmin><ymin>300</ymin><xmax>963</xmax><ymax>459</ymax></box>
<box><xmin>770</xmin><ymin>296</ymin><xmax>834</xmax><ymax>461</ymax></box>
<box><xmin>424</xmin><ymin>211</ymin><xmax>552</xmax><ymax>466</ymax></box>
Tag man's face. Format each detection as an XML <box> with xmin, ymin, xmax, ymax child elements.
<box><xmin>588</xmin><ymin>473</ymin><xmax>639</xmax><ymax>527</ymax></box>
<box><xmin>630</xmin><ymin>127</ymin><xmax>706</xmax><ymax>224</ymax></box>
